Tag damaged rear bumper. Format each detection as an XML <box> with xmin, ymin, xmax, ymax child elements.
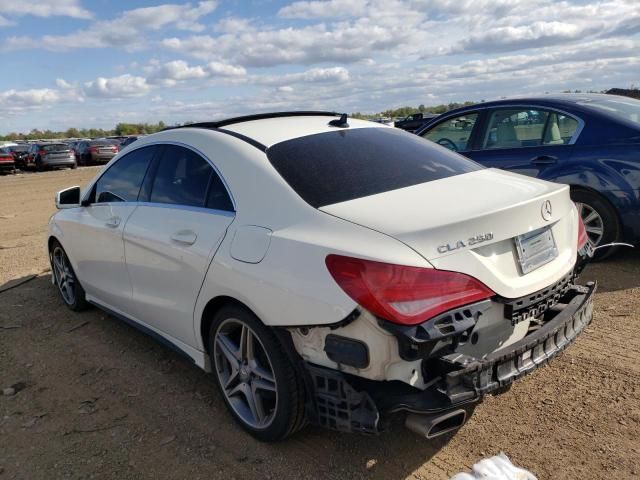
<box><xmin>303</xmin><ymin>282</ymin><xmax>596</xmax><ymax>434</ymax></box>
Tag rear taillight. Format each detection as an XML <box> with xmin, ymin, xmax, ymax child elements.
<box><xmin>38</xmin><ymin>149</ymin><xmax>46</xmax><ymax>156</ymax></box>
<box><xmin>325</xmin><ymin>254</ymin><xmax>495</xmax><ymax>325</ymax></box>
<box><xmin>577</xmin><ymin>214</ymin><xmax>588</xmax><ymax>250</ymax></box>
<box><xmin>89</xmin><ymin>146</ymin><xmax>98</xmax><ymax>153</ymax></box>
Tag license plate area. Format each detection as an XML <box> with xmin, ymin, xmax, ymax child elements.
<box><xmin>514</xmin><ymin>226</ymin><xmax>558</xmax><ymax>274</ymax></box>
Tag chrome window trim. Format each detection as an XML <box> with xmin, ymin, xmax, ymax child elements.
<box><xmin>86</xmin><ymin>200</ymin><xmax>236</xmax><ymax>218</ymax></box>
<box><xmin>424</xmin><ymin>104</ymin><xmax>585</xmax><ymax>150</ymax></box>
<box><xmin>82</xmin><ymin>140</ymin><xmax>237</xmax><ymax>212</ymax></box>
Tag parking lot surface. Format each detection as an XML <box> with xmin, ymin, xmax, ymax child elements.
<box><xmin>1</xmin><ymin>168</ymin><xmax>639</xmax><ymax>479</ymax></box>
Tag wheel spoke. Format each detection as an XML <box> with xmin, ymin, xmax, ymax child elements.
<box><xmin>252</xmin><ymin>377</ymin><xmax>276</xmax><ymax>393</ymax></box>
<box><xmin>216</xmin><ymin>334</ymin><xmax>241</xmax><ymax>370</ymax></box>
<box><xmin>583</xmin><ymin>209</ymin><xmax>600</xmax><ymax>225</ymax></box>
<box><xmin>246</xmin><ymin>383</ymin><xmax>265</xmax><ymax>425</ymax></box>
<box><xmin>243</xmin><ymin>326</ymin><xmax>255</xmax><ymax>362</ymax></box>
<box><xmin>585</xmin><ymin>225</ymin><xmax>603</xmax><ymax>235</ymax></box>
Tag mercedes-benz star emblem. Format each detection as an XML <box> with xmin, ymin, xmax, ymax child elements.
<box><xmin>541</xmin><ymin>200</ymin><xmax>553</xmax><ymax>221</ymax></box>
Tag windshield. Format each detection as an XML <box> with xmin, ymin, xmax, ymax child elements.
<box><xmin>266</xmin><ymin>127</ymin><xmax>482</xmax><ymax>208</ymax></box>
<box><xmin>578</xmin><ymin>97</ymin><xmax>640</xmax><ymax>125</ymax></box>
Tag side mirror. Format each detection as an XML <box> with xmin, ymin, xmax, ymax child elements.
<box><xmin>55</xmin><ymin>186</ymin><xmax>82</xmax><ymax>209</ymax></box>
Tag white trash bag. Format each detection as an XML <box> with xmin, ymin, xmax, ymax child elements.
<box><xmin>450</xmin><ymin>453</ymin><xmax>537</xmax><ymax>480</ymax></box>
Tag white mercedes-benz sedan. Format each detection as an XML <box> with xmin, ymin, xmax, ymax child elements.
<box><xmin>49</xmin><ymin>112</ymin><xmax>594</xmax><ymax>441</ymax></box>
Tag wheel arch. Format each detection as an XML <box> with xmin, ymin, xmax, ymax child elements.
<box><xmin>569</xmin><ymin>184</ymin><xmax>622</xmax><ymax>227</ymax></box>
<box><xmin>199</xmin><ymin>295</ymin><xmax>257</xmax><ymax>354</ymax></box>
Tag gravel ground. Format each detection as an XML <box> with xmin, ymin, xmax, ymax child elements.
<box><xmin>1</xmin><ymin>168</ymin><xmax>639</xmax><ymax>479</ymax></box>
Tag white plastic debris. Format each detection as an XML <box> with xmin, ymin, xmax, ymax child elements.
<box><xmin>450</xmin><ymin>453</ymin><xmax>537</xmax><ymax>480</ymax></box>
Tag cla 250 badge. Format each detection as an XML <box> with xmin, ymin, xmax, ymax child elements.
<box><xmin>437</xmin><ymin>233</ymin><xmax>494</xmax><ymax>254</ymax></box>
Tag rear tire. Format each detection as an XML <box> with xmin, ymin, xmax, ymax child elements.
<box><xmin>208</xmin><ymin>304</ymin><xmax>306</xmax><ymax>441</ymax></box>
<box><xmin>50</xmin><ymin>240</ymin><xmax>88</xmax><ymax>311</ymax></box>
<box><xmin>570</xmin><ymin>189</ymin><xmax>620</xmax><ymax>260</ymax></box>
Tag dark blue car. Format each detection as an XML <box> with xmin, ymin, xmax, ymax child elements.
<box><xmin>416</xmin><ymin>94</ymin><xmax>640</xmax><ymax>259</ymax></box>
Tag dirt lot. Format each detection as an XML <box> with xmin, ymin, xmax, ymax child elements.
<box><xmin>1</xmin><ymin>168</ymin><xmax>639</xmax><ymax>479</ymax></box>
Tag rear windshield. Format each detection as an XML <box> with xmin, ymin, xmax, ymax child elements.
<box><xmin>42</xmin><ymin>144</ymin><xmax>69</xmax><ymax>152</ymax></box>
<box><xmin>578</xmin><ymin>97</ymin><xmax>640</xmax><ymax>125</ymax></box>
<box><xmin>266</xmin><ymin>127</ymin><xmax>482</xmax><ymax>208</ymax></box>
<box><xmin>89</xmin><ymin>140</ymin><xmax>115</xmax><ymax>146</ymax></box>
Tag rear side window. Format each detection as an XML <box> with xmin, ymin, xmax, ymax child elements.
<box><xmin>266</xmin><ymin>127</ymin><xmax>481</xmax><ymax>208</ymax></box>
<box><xmin>93</xmin><ymin>146</ymin><xmax>155</xmax><ymax>203</ymax></box>
<box><xmin>150</xmin><ymin>145</ymin><xmax>233</xmax><ymax>211</ymax></box>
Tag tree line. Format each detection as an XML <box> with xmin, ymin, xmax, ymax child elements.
<box><xmin>0</xmin><ymin>122</ymin><xmax>168</xmax><ymax>141</ymax></box>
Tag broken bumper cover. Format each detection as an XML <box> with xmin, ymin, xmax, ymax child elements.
<box><xmin>444</xmin><ymin>282</ymin><xmax>595</xmax><ymax>403</ymax></box>
<box><xmin>302</xmin><ymin>282</ymin><xmax>595</xmax><ymax>433</ymax></box>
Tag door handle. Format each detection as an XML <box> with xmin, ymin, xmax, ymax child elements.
<box><xmin>171</xmin><ymin>230</ymin><xmax>197</xmax><ymax>246</ymax></box>
<box><xmin>531</xmin><ymin>155</ymin><xmax>558</xmax><ymax>165</ymax></box>
<box><xmin>105</xmin><ymin>216</ymin><xmax>121</xmax><ymax>228</ymax></box>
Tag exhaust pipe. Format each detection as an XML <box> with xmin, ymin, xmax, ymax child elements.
<box><xmin>405</xmin><ymin>409</ymin><xmax>466</xmax><ymax>439</ymax></box>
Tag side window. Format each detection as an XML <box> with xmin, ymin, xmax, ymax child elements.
<box><xmin>421</xmin><ymin>113</ymin><xmax>479</xmax><ymax>152</ymax></box>
<box><xmin>206</xmin><ymin>171</ymin><xmax>234</xmax><ymax>212</ymax></box>
<box><xmin>150</xmin><ymin>145</ymin><xmax>232</xmax><ymax>210</ymax></box>
<box><xmin>543</xmin><ymin>112</ymin><xmax>579</xmax><ymax>145</ymax></box>
<box><xmin>484</xmin><ymin>109</ymin><xmax>549</xmax><ymax>149</ymax></box>
<box><xmin>93</xmin><ymin>146</ymin><xmax>155</xmax><ymax>203</ymax></box>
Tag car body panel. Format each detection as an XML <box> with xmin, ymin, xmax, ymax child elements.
<box><xmin>322</xmin><ymin>168</ymin><xmax>577</xmax><ymax>298</ymax></box>
<box><xmin>53</xmin><ymin>203</ymin><xmax>138</xmax><ymax>310</ymax></box>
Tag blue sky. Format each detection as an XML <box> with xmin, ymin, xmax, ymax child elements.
<box><xmin>1</xmin><ymin>0</ymin><xmax>638</xmax><ymax>134</ymax></box>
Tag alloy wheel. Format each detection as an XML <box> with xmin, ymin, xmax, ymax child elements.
<box><xmin>576</xmin><ymin>202</ymin><xmax>605</xmax><ymax>248</ymax></box>
<box><xmin>52</xmin><ymin>246</ymin><xmax>76</xmax><ymax>305</ymax></box>
<box><xmin>213</xmin><ymin>318</ymin><xmax>278</xmax><ymax>429</ymax></box>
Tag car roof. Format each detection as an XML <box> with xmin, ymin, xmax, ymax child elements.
<box><xmin>436</xmin><ymin>93</ymin><xmax>632</xmax><ymax>114</ymax></box>
<box><xmin>168</xmin><ymin>112</ymin><xmax>387</xmax><ymax>148</ymax></box>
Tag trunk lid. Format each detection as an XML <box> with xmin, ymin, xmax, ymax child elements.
<box><xmin>321</xmin><ymin>169</ymin><xmax>578</xmax><ymax>298</ymax></box>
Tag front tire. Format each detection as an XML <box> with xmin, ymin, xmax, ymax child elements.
<box><xmin>208</xmin><ymin>304</ymin><xmax>306</xmax><ymax>441</ymax></box>
<box><xmin>50</xmin><ymin>240</ymin><xmax>88</xmax><ymax>311</ymax></box>
<box><xmin>571</xmin><ymin>189</ymin><xmax>620</xmax><ymax>260</ymax></box>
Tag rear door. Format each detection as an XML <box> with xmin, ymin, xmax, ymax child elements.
<box><xmin>465</xmin><ymin>107</ymin><xmax>580</xmax><ymax>180</ymax></box>
<box><xmin>123</xmin><ymin>144</ymin><xmax>235</xmax><ymax>345</ymax></box>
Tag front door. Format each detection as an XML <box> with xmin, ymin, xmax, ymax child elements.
<box><xmin>63</xmin><ymin>146</ymin><xmax>157</xmax><ymax>311</ymax></box>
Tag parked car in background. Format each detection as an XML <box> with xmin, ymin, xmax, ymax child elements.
<box><xmin>369</xmin><ymin>117</ymin><xmax>395</xmax><ymax>126</ymax></box>
<box><xmin>75</xmin><ymin>140</ymin><xmax>119</xmax><ymax>165</ymax></box>
<box><xmin>0</xmin><ymin>147</ymin><xmax>16</xmax><ymax>174</ymax></box>
<box><xmin>395</xmin><ymin>112</ymin><xmax>439</xmax><ymax>132</ymax></box>
<box><xmin>23</xmin><ymin>142</ymin><xmax>76</xmax><ymax>171</ymax></box>
<box><xmin>7</xmin><ymin>144</ymin><xmax>30</xmax><ymax>169</ymax></box>
<box><xmin>416</xmin><ymin>94</ymin><xmax>640</xmax><ymax>258</ymax></box>
<box><xmin>50</xmin><ymin>112</ymin><xmax>593</xmax><ymax>442</ymax></box>
<box><xmin>120</xmin><ymin>135</ymin><xmax>144</xmax><ymax>148</ymax></box>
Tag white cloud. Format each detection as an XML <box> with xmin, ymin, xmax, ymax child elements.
<box><xmin>258</xmin><ymin>67</ymin><xmax>350</xmax><ymax>86</ymax></box>
<box><xmin>278</xmin><ymin>0</ymin><xmax>369</xmax><ymax>19</ymax></box>
<box><xmin>145</xmin><ymin>59</ymin><xmax>246</xmax><ymax>86</ymax></box>
<box><xmin>0</xmin><ymin>0</ymin><xmax>92</xmax><ymax>19</ymax></box>
<box><xmin>3</xmin><ymin>1</ymin><xmax>218</xmax><ymax>51</ymax></box>
<box><xmin>0</xmin><ymin>15</ymin><xmax>14</xmax><ymax>27</ymax></box>
<box><xmin>83</xmin><ymin>75</ymin><xmax>151</xmax><ymax>98</ymax></box>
